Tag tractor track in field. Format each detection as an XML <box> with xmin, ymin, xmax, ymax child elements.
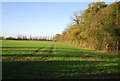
<box><xmin>38</xmin><ymin>45</ymin><xmax>55</xmax><ymax>61</ymax></box>
<box><xmin>9</xmin><ymin>47</ymin><xmax>44</xmax><ymax>61</ymax></box>
<box><xmin>9</xmin><ymin>46</ymin><xmax>55</xmax><ymax>62</ymax></box>
<box><xmin>33</xmin><ymin>47</ymin><xmax>44</xmax><ymax>54</ymax></box>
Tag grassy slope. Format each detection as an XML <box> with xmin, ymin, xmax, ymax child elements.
<box><xmin>2</xmin><ymin>40</ymin><xmax>119</xmax><ymax>79</ymax></box>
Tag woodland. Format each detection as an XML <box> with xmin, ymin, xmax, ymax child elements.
<box><xmin>53</xmin><ymin>2</ymin><xmax>120</xmax><ymax>53</ymax></box>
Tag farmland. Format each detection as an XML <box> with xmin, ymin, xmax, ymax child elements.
<box><xmin>2</xmin><ymin>40</ymin><xmax>119</xmax><ymax>79</ymax></box>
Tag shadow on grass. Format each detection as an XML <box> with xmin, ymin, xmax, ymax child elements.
<box><xmin>2</xmin><ymin>60</ymin><xmax>119</xmax><ymax>79</ymax></box>
<box><xmin>2</xmin><ymin>47</ymin><xmax>116</xmax><ymax>55</ymax></box>
<box><xmin>2</xmin><ymin>52</ymin><xmax>118</xmax><ymax>59</ymax></box>
<box><xmin>2</xmin><ymin>47</ymin><xmax>91</xmax><ymax>51</ymax></box>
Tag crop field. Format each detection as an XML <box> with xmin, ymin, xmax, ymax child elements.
<box><xmin>1</xmin><ymin>40</ymin><xmax>120</xmax><ymax>79</ymax></box>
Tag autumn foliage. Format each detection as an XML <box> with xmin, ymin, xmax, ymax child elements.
<box><xmin>53</xmin><ymin>2</ymin><xmax>120</xmax><ymax>53</ymax></box>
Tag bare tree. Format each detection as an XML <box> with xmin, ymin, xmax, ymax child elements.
<box><xmin>71</xmin><ymin>11</ymin><xmax>84</xmax><ymax>24</ymax></box>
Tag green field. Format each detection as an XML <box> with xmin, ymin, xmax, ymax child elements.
<box><xmin>2</xmin><ymin>40</ymin><xmax>119</xmax><ymax>79</ymax></box>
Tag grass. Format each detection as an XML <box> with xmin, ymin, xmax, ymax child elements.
<box><xmin>1</xmin><ymin>40</ymin><xmax>120</xmax><ymax>79</ymax></box>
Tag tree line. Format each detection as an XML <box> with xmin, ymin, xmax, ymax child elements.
<box><xmin>0</xmin><ymin>35</ymin><xmax>53</xmax><ymax>41</ymax></box>
<box><xmin>53</xmin><ymin>2</ymin><xmax>120</xmax><ymax>53</ymax></box>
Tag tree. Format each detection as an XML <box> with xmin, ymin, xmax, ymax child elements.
<box><xmin>54</xmin><ymin>2</ymin><xmax>120</xmax><ymax>53</ymax></box>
